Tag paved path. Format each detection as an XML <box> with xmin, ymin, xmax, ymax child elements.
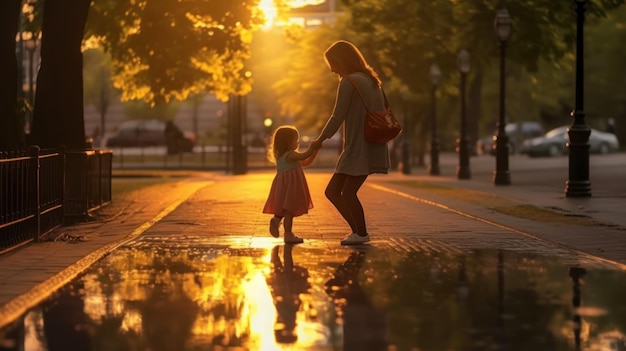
<box><xmin>1</xmin><ymin>169</ymin><xmax>626</xmax><ymax>328</ymax></box>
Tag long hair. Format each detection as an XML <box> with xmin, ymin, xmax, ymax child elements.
<box><xmin>324</xmin><ymin>40</ymin><xmax>381</xmax><ymax>86</ymax></box>
<box><xmin>267</xmin><ymin>125</ymin><xmax>299</xmax><ymax>164</ymax></box>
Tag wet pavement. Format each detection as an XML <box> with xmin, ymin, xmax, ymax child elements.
<box><xmin>2</xmin><ymin>168</ymin><xmax>626</xmax><ymax>350</ymax></box>
<box><xmin>2</xmin><ymin>237</ymin><xmax>626</xmax><ymax>350</ymax></box>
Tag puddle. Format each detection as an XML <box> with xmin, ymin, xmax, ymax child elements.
<box><xmin>1</xmin><ymin>237</ymin><xmax>626</xmax><ymax>351</ymax></box>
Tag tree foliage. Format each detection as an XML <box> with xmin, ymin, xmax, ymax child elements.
<box><xmin>270</xmin><ymin>0</ymin><xmax>625</xmax><ymax>149</ymax></box>
<box><xmin>271</xmin><ymin>22</ymin><xmax>349</xmax><ymax>132</ymax></box>
<box><xmin>85</xmin><ymin>0</ymin><xmax>267</xmax><ymax>105</ymax></box>
<box><xmin>585</xmin><ymin>5</ymin><xmax>626</xmax><ymax>125</ymax></box>
<box><xmin>340</xmin><ymin>0</ymin><xmax>624</xmax><ymax>117</ymax></box>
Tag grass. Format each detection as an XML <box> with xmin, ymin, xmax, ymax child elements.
<box><xmin>387</xmin><ymin>180</ymin><xmax>599</xmax><ymax>226</ymax></box>
<box><xmin>110</xmin><ymin>169</ymin><xmax>203</xmax><ymax>200</ymax></box>
<box><xmin>112</xmin><ymin>177</ymin><xmax>176</xmax><ymax>199</ymax></box>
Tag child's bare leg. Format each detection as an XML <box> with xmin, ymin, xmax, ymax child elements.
<box><xmin>283</xmin><ymin>212</ymin><xmax>303</xmax><ymax>243</ymax></box>
<box><xmin>283</xmin><ymin>212</ymin><xmax>294</xmax><ymax>234</ymax></box>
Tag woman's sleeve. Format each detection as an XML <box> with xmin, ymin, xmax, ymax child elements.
<box><xmin>320</xmin><ymin>78</ymin><xmax>353</xmax><ymax>139</ymax></box>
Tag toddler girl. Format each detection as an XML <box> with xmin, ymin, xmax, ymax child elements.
<box><xmin>263</xmin><ymin>125</ymin><xmax>318</xmax><ymax>243</ymax></box>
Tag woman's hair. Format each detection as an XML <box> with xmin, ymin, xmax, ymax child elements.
<box><xmin>324</xmin><ymin>40</ymin><xmax>381</xmax><ymax>86</ymax></box>
<box><xmin>267</xmin><ymin>125</ymin><xmax>299</xmax><ymax>163</ymax></box>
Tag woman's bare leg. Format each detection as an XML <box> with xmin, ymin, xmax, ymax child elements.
<box><xmin>325</xmin><ymin>173</ymin><xmax>368</xmax><ymax>235</ymax></box>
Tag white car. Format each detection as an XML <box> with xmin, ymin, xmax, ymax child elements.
<box><xmin>522</xmin><ymin>126</ymin><xmax>620</xmax><ymax>157</ymax></box>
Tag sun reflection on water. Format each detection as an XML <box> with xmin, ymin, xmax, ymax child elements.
<box><xmin>7</xmin><ymin>244</ymin><xmax>626</xmax><ymax>350</ymax></box>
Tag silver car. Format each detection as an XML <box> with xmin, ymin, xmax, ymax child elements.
<box><xmin>522</xmin><ymin>126</ymin><xmax>620</xmax><ymax>157</ymax></box>
<box><xmin>476</xmin><ymin>121</ymin><xmax>544</xmax><ymax>155</ymax></box>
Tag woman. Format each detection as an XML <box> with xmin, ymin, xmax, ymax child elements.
<box><xmin>311</xmin><ymin>40</ymin><xmax>390</xmax><ymax>245</ymax></box>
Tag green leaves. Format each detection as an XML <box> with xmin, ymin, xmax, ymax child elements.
<box><xmin>86</xmin><ymin>0</ymin><xmax>264</xmax><ymax>105</ymax></box>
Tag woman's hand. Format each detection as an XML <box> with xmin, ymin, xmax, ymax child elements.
<box><xmin>310</xmin><ymin>138</ymin><xmax>323</xmax><ymax>150</ymax></box>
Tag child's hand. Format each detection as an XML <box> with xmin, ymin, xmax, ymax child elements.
<box><xmin>301</xmin><ymin>146</ymin><xmax>319</xmax><ymax>167</ymax></box>
<box><xmin>310</xmin><ymin>139</ymin><xmax>323</xmax><ymax>150</ymax></box>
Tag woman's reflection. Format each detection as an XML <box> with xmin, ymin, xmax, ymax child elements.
<box><xmin>325</xmin><ymin>250</ymin><xmax>388</xmax><ymax>351</ymax></box>
<box><xmin>266</xmin><ymin>244</ymin><xmax>311</xmax><ymax>344</ymax></box>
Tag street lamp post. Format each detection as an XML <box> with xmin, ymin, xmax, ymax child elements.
<box><xmin>24</xmin><ymin>38</ymin><xmax>37</xmax><ymax>133</ymax></box>
<box><xmin>400</xmin><ymin>84</ymin><xmax>411</xmax><ymax>175</ymax></box>
<box><xmin>457</xmin><ymin>49</ymin><xmax>471</xmax><ymax>179</ymax></box>
<box><xmin>566</xmin><ymin>0</ymin><xmax>591</xmax><ymax>197</ymax></box>
<box><xmin>429</xmin><ymin>63</ymin><xmax>442</xmax><ymax>176</ymax></box>
<box><xmin>229</xmin><ymin>93</ymin><xmax>248</xmax><ymax>175</ymax></box>
<box><xmin>493</xmin><ymin>8</ymin><xmax>512</xmax><ymax>185</ymax></box>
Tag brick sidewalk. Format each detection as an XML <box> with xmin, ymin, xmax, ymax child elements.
<box><xmin>2</xmin><ymin>170</ymin><xmax>626</xmax><ymax>328</ymax></box>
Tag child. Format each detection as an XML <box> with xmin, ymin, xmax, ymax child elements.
<box><xmin>263</xmin><ymin>125</ymin><xmax>319</xmax><ymax>243</ymax></box>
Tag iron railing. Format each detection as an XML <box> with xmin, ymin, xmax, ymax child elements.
<box><xmin>0</xmin><ymin>147</ymin><xmax>112</xmax><ymax>254</ymax></box>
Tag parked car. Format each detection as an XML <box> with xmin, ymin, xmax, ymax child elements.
<box><xmin>106</xmin><ymin>119</ymin><xmax>196</xmax><ymax>153</ymax></box>
<box><xmin>476</xmin><ymin>121</ymin><xmax>544</xmax><ymax>155</ymax></box>
<box><xmin>521</xmin><ymin>125</ymin><xmax>620</xmax><ymax>157</ymax></box>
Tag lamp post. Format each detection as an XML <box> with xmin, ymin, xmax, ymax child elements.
<box><xmin>429</xmin><ymin>63</ymin><xmax>442</xmax><ymax>176</ymax></box>
<box><xmin>24</xmin><ymin>37</ymin><xmax>37</xmax><ymax>134</ymax></box>
<box><xmin>566</xmin><ymin>0</ymin><xmax>591</xmax><ymax>197</ymax></box>
<box><xmin>400</xmin><ymin>84</ymin><xmax>411</xmax><ymax>175</ymax></box>
<box><xmin>493</xmin><ymin>8</ymin><xmax>512</xmax><ymax>185</ymax></box>
<box><xmin>457</xmin><ymin>49</ymin><xmax>471</xmax><ymax>179</ymax></box>
<box><xmin>231</xmin><ymin>93</ymin><xmax>247</xmax><ymax>175</ymax></box>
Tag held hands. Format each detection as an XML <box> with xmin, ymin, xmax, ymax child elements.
<box><xmin>301</xmin><ymin>139</ymin><xmax>322</xmax><ymax>167</ymax></box>
<box><xmin>310</xmin><ymin>138</ymin><xmax>323</xmax><ymax>151</ymax></box>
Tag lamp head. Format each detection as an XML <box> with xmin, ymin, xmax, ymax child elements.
<box><xmin>429</xmin><ymin>63</ymin><xmax>442</xmax><ymax>85</ymax></box>
<box><xmin>494</xmin><ymin>8</ymin><xmax>512</xmax><ymax>43</ymax></box>
<box><xmin>457</xmin><ymin>49</ymin><xmax>470</xmax><ymax>74</ymax></box>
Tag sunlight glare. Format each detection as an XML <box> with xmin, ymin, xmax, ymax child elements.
<box><xmin>288</xmin><ymin>0</ymin><xmax>326</xmax><ymax>7</ymax></box>
<box><xmin>258</xmin><ymin>0</ymin><xmax>278</xmax><ymax>29</ymax></box>
<box><xmin>245</xmin><ymin>270</ymin><xmax>278</xmax><ymax>350</ymax></box>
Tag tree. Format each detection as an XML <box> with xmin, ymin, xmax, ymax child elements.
<box><xmin>85</xmin><ymin>0</ymin><xmax>265</xmax><ymax>105</ymax></box>
<box><xmin>585</xmin><ymin>4</ymin><xmax>626</xmax><ymax>141</ymax></box>
<box><xmin>338</xmin><ymin>0</ymin><xmax>625</xmax><ymax>146</ymax></box>
<box><xmin>29</xmin><ymin>0</ymin><xmax>92</xmax><ymax>149</ymax></box>
<box><xmin>271</xmin><ymin>22</ymin><xmax>347</xmax><ymax>132</ymax></box>
<box><xmin>2</xmin><ymin>0</ymin><xmax>267</xmax><ymax>150</ymax></box>
<box><xmin>0</xmin><ymin>0</ymin><xmax>25</xmax><ymax>150</ymax></box>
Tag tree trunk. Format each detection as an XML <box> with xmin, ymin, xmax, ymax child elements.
<box><xmin>30</xmin><ymin>0</ymin><xmax>91</xmax><ymax>149</ymax></box>
<box><xmin>468</xmin><ymin>67</ymin><xmax>484</xmax><ymax>155</ymax></box>
<box><xmin>0</xmin><ymin>0</ymin><xmax>23</xmax><ymax>150</ymax></box>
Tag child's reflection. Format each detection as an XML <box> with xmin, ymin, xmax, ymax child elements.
<box><xmin>266</xmin><ymin>244</ymin><xmax>311</xmax><ymax>344</ymax></box>
<box><xmin>325</xmin><ymin>250</ymin><xmax>388</xmax><ymax>351</ymax></box>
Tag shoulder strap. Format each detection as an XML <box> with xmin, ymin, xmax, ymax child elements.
<box><xmin>345</xmin><ymin>75</ymin><xmax>390</xmax><ymax>111</ymax></box>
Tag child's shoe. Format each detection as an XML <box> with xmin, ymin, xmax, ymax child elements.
<box><xmin>269</xmin><ymin>217</ymin><xmax>281</xmax><ymax>238</ymax></box>
<box><xmin>284</xmin><ymin>233</ymin><xmax>304</xmax><ymax>244</ymax></box>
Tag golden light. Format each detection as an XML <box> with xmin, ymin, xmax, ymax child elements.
<box><xmin>258</xmin><ymin>0</ymin><xmax>278</xmax><ymax>29</ymax></box>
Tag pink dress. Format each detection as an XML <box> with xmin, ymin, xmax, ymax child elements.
<box><xmin>263</xmin><ymin>151</ymin><xmax>313</xmax><ymax>217</ymax></box>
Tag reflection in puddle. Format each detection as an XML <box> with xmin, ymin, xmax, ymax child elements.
<box><xmin>2</xmin><ymin>240</ymin><xmax>626</xmax><ymax>351</ymax></box>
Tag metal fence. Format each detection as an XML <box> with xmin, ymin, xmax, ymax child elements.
<box><xmin>0</xmin><ymin>148</ymin><xmax>112</xmax><ymax>254</ymax></box>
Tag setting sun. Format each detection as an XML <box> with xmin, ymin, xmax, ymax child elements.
<box><xmin>258</xmin><ymin>0</ymin><xmax>329</xmax><ymax>28</ymax></box>
<box><xmin>258</xmin><ymin>0</ymin><xmax>278</xmax><ymax>29</ymax></box>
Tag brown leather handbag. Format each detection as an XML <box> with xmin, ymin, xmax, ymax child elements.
<box><xmin>346</xmin><ymin>75</ymin><xmax>402</xmax><ymax>144</ymax></box>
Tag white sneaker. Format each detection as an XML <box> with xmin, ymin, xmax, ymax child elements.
<box><xmin>340</xmin><ymin>233</ymin><xmax>370</xmax><ymax>245</ymax></box>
